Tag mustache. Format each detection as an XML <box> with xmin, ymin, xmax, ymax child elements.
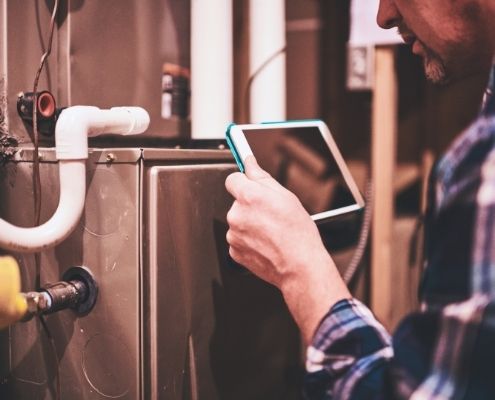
<box><xmin>397</xmin><ymin>24</ymin><xmax>415</xmax><ymax>42</ymax></box>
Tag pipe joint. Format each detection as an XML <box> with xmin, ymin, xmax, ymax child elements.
<box><xmin>0</xmin><ymin>105</ymin><xmax>150</xmax><ymax>253</ymax></box>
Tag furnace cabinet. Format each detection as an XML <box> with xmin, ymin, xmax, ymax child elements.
<box><xmin>0</xmin><ymin>148</ymin><xmax>302</xmax><ymax>400</ymax></box>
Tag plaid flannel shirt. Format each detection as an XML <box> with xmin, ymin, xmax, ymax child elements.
<box><xmin>305</xmin><ymin>66</ymin><xmax>495</xmax><ymax>400</ymax></box>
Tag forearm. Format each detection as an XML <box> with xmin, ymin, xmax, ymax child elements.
<box><xmin>280</xmin><ymin>250</ymin><xmax>351</xmax><ymax>344</ymax></box>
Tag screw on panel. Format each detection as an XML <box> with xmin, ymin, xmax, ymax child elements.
<box><xmin>106</xmin><ymin>153</ymin><xmax>116</xmax><ymax>163</ymax></box>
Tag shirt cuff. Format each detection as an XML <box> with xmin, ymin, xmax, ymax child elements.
<box><xmin>306</xmin><ymin>298</ymin><xmax>392</xmax><ymax>375</ymax></box>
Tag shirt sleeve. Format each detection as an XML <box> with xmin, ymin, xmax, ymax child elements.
<box><xmin>304</xmin><ymin>295</ymin><xmax>495</xmax><ymax>400</ymax></box>
<box><xmin>304</xmin><ymin>298</ymin><xmax>393</xmax><ymax>399</ymax></box>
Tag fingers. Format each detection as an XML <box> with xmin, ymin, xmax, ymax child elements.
<box><xmin>228</xmin><ymin>244</ymin><xmax>243</xmax><ymax>265</ymax></box>
<box><xmin>225</xmin><ymin>170</ymin><xmax>266</xmax><ymax>204</ymax></box>
<box><xmin>226</xmin><ymin>204</ymin><xmax>240</xmax><ymax>229</ymax></box>
<box><xmin>225</xmin><ymin>172</ymin><xmax>250</xmax><ymax>199</ymax></box>
<box><xmin>243</xmin><ymin>155</ymin><xmax>271</xmax><ymax>181</ymax></box>
<box><xmin>226</xmin><ymin>231</ymin><xmax>244</xmax><ymax>265</ymax></box>
<box><xmin>226</xmin><ymin>156</ymin><xmax>285</xmax><ymax>200</ymax></box>
<box><xmin>243</xmin><ymin>156</ymin><xmax>287</xmax><ymax>194</ymax></box>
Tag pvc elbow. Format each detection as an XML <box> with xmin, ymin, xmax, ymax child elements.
<box><xmin>0</xmin><ymin>106</ymin><xmax>149</xmax><ymax>253</ymax></box>
<box><xmin>55</xmin><ymin>106</ymin><xmax>150</xmax><ymax>160</ymax></box>
<box><xmin>0</xmin><ymin>161</ymin><xmax>86</xmax><ymax>253</ymax></box>
<box><xmin>55</xmin><ymin>106</ymin><xmax>95</xmax><ymax>160</ymax></box>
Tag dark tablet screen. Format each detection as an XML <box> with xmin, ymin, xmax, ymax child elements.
<box><xmin>243</xmin><ymin>126</ymin><xmax>357</xmax><ymax>215</ymax></box>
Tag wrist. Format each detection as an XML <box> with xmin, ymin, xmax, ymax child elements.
<box><xmin>280</xmin><ymin>252</ymin><xmax>351</xmax><ymax>344</ymax></box>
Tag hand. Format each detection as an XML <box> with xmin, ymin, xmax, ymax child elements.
<box><xmin>225</xmin><ymin>156</ymin><xmax>351</xmax><ymax>342</ymax></box>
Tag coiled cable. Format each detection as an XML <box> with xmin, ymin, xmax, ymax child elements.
<box><xmin>343</xmin><ymin>179</ymin><xmax>373</xmax><ymax>285</ymax></box>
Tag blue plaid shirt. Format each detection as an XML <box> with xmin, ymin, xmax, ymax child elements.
<box><xmin>305</xmin><ymin>66</ymin><xmax>495</xmax><ymax>400</ymax></box>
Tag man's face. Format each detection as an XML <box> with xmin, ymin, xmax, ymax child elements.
<box><xmin>377</xmin><ymin>0</ymin><xmax>493</xmax><ymax>84</ymax></box>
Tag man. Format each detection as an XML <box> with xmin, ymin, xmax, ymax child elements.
<box><xmin>225</xmin><ymin>0</ymin><xmax>495</xmax><ymax>398</ymax></box>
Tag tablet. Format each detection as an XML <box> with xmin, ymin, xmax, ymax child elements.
<box><xmin>226</xmin><ymin>120</ymin><xmax>364</xmax><ymax>221</ymax></box>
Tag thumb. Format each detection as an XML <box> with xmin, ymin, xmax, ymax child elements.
<box><xmin>244</xmin><ymin>155</ymin><xmax>271</xmax><ymax>181</ymax></box>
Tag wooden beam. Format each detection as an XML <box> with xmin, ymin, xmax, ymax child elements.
<box><xmin>371</xmin><ymin>46</ymin><xmax>398</xmax><ymax>330</ymax></box>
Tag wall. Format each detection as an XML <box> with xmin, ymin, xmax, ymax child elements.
<box><xmin>2</xmin><ymin>0</ymin><xmax>191</xmax><ymax>149</ymax></box>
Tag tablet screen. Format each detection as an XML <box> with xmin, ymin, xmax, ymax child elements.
<box><xmin>242</xmin><ymin>126</ymin><xmax>358</xmax><ymax>216</ymax></box>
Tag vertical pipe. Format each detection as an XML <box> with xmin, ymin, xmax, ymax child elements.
<box><xmin>191</xmin><ymin>0</ymin><xmax>233</xmax><ymax>139</ymax></box>
<box><xmin>58</xmin><ymin>0</ymin><xmax>72</xmax><ymax>106</ymax></box>
<box><xmin>0</xmin><ymin>0</ymin><xmax>6</xmax><ymax>75</ymax></box>
<box><xmin>0</xmin><ymin>0</ymin><xmax>8</xmax><ymax>128</ymax></box>
<box><xmin>249</xmin><ymin>0</ymin><xmax>286</xmax><ymax>123</ymax></box>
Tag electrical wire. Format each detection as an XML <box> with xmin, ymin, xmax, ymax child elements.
<box><xmin>31</xmin><ymin>1</ymin><xmax>60</xmax><ymax>399</ymax></box>
<box><xmin>32</xmin><ymin>0</ymin><xmax>59</xmax><ymax>227</ymax></box>
<box><xmin>39</xmin><ymin>315</ymin><xmax>61</xmax><ymax>400</ymax></box>
<box><xmin>243</xmin><ymin>47</ymin><xmax>286</xmax><ymax>122</ymax></box>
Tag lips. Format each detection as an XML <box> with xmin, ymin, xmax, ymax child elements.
<box><xmin>400</xmin><ymin>33</ymin><xmax>425</xmax><ymax>56</ymax></box>
<box><xmin>412</xmin><ymin>40</ymin><xmax>424</xmax><ymax>56</ymax></box>
<box><xmin>401</xmin><ymin>34</ymin><xmax>416</xmax><ymax>46</ymax></box>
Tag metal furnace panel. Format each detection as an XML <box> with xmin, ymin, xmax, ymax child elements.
<box><xmin>0</xmin><ymin>149</ymin><xmax>141</xmax><ymax>400</ymax></box>
<box><xmin>145</xmin><ymin>164</ymin><xmax>303</xmax><ymax>400</ymax></box>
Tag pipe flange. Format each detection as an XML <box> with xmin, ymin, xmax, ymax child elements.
<box><xmin>62</xmin><ymin>266</ymin><xmax>98</xmax><ymax>316</ymax></box>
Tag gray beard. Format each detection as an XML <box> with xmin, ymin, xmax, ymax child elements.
<box><xmin>423</xmin><ymin>49</ymin><xmax>449</xmax><ymax>84</ymax></box>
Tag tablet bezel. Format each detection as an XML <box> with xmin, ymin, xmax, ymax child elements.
<box><xmin>226</xmin><ymin>120</ymin><xmax>365</xmax><ymax>221</ymax></box>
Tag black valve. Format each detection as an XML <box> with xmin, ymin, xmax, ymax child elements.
<box><xmin>61</xmin><ymin>266</ymin><xmax>99</xmax><ymax>316</ymax></box>
<box><xmin>22</xmin><ymin>266</ymin><xmax>98</xmax><ymax>320</ymax></box>
<box><xmin>16</xmin><ymin>91</ymin><xmax>63</xmax><ymax>137</ymax></box>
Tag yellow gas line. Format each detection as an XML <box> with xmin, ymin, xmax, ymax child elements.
<box><xmin>0</xmin><ymin>256</ymin><xmax>28</xmax><ymax>329</ymax></box>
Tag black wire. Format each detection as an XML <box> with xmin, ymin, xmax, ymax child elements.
<box><xmin>32</xmin><ymin>0</ymin><xmax>59</xmax><ymax>227</ymax></box>
<box><xmin>243</xmin><ymin>47</ymin><xmax>287</xmax><ymax>122</ymax></box>
<box><xmin>39</xmin><ymin>315</ymin><xmax>61</xmax><ymax>400</ymax></box>
<box><xmin>32</xmin><ymin>1</ymin><xmax>60</xmax><ymax>399</ymax></box>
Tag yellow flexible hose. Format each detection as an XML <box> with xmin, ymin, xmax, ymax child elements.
<box><xmin>0</xmin><ymin>256</ymin><xmax>27</xmax><ymax>329</ymax></box>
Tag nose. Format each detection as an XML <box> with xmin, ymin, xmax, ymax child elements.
<box><xmin>377</xmin><ymin>0</ymin><xmax>401</xmax><ymax>29</ymax></box>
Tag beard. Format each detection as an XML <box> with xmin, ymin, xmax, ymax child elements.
<box><xmin>421</xmin><ymin>44</ymin><xmax>449</xmax><ymax>84</ymax></box>
<box><xmin>398</xmin><ymin>25</ymin><xmax>449</xmax><ymax>84</ymax></box>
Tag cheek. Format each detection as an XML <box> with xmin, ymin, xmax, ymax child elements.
<box><xmin>395</xmin><ymin>0</ymin><xmax>451</xmax><ymax>45</ymax></box>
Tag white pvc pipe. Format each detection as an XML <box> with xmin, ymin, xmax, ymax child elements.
<box><xmin>0</xmin><ymin>106</ymin><xmax>149</xmax><ymax>253</ymax></box>
<box><xmin>1</xmin><ymin>0</ymin><xmax>7</xmax><ymax>84</ymax></box>
<box><xmin>55</xmin><ymin>106</ymin><xmax>150</xmax><ymax>160</ymax></box>
<box><xmin>0</xmin><ymin>161</ymin><xmax>85</xmax><ymax>253</ymax></box>
<box><xmin>191</xmin><ymin>0</ymin><xmax>233</xmax><ymax>139</ymax></box>
<box><xmin>249</xmin><ymin>0</ymin><xmax>286</xmax><ymax>123</ymax></box>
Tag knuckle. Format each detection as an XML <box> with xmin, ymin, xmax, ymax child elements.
<box><xmin>284</xmin><ymin>189</ymin><xmax>302</xmax><ymax>206</ymax></box>
<box><xmin>225</xmin><ymin>172</ymin><xmax>246</xmax><ymax>197</ymax></box>
<box><xmin>225</xmin><ymin>173</ymin><xmax>235</xmax><ymax>188</ymax></box>
<box><xmin>289</xmin><ymin>191</ymin><xmax>301</xmax><ymax>204</ymax></box>
<box><xmin>225</xmin><ymin>173</ymin><xmax>241</xmax><ymax>194</ymax></box>
<box><xmin>226</xmin><ymin>205</ymin><xmax>240</xmax><ymax>226</ymax></box>
<box><xmin>229</xmin><ymin>246</ymin><xmax>241</xmax><ymax>263</ymax></box>
<box><xmin>225</xmin><ymin>229</ymin><xmax>235</xmax><ymax>245</ymax></box>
